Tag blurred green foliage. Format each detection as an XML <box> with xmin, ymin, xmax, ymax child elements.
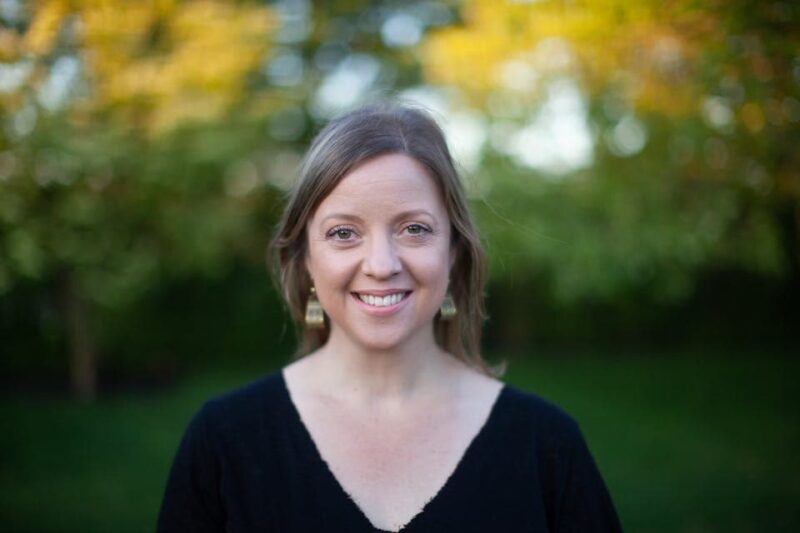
<box><xmin>425</xmin><ymin>0</ymin><xmax>800</xmax><ymax>304</ymax></box>
<box><xmin>0</xmin><ymin>0</ymin><xmax>798</xmax><ymax>393</ymax></box>
<box><xmin>476</xmin><ymin>115</ymin><xmax>785</xmax><ymax>303</ymax></box>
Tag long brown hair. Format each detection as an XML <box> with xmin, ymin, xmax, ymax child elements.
<box><xmin>270</xmin><ymin>102</ymin><xmax>493</xmax><ymax>375</ymax></box>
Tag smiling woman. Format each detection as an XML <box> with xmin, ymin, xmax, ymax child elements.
<box><xmin>272</xmin><ymin>104</ymin><xmax>488</xmax><ymax>371</ymax></box>
<box><xmin>157</xmin><ymin>103</ymin><xmax>623</xmax><ymax>532</ymax></box>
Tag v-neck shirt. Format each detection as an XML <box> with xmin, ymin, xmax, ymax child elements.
<box><xmin>157</xmin><ymin>371</ymin><xmax>622</xmax><ymax>532</ymax></box>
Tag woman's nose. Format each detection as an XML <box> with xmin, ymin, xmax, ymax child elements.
<box><xmin>361</xmin><ymin>234</ymin><xmax>401</xmax><ymax>279</ymax></box>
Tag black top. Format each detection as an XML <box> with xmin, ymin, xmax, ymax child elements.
<box><xmin>157</xmin><ymin>372</ymin><xmax>622</xmax><ymax>532</ymax></box>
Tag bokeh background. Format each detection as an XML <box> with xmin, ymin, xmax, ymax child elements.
<box><xmin>1</xmin><ymin>1</ymin><xmax>798</xmax><ymax>531</ymax></box>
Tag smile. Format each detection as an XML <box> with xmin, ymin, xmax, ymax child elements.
<box><xmin>353</xmin><ymin>291</ymin><xmax>411</xmax><ymax>308</ymax></box>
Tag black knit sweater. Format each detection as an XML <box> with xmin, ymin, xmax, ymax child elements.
<box><xmin>157</xmin><ymin>372</ymin><xmax>622</xmax><ymax>532</ymax></box>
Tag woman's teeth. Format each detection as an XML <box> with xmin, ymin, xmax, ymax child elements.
<box><xmin>358</xmin><ymin>293</ymin><xmax>405</xmax><ymax>307</ymax></box>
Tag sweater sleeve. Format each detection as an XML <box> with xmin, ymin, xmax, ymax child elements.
<box><xmin>554</xmin><ymin>421</ymin><xmax>623</xmax><ymax>533</ymax></box>
<box><xmin>156</xmin><ymin>404</ymin><xmax>225</xmax><ymax>533</ymax></box>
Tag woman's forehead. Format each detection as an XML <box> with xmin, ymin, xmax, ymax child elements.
<box><xmin>313</xmin><ymin>154</ymin><xmax>447</xmax><ymax>218</ymax></box>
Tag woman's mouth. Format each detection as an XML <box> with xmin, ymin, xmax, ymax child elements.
<box><xmin>352</xmin><ymin>291</ymin><xmax>411</xmax><ymax>308</ymax></box>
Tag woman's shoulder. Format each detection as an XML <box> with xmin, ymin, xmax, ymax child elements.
<box><xmin>204</xmin><ymin>370</ymin><xmax>285</xmax><ymax>408</ymax></box>
<box><xmin>495</xmin><ymin>385</ymin><xmax>623</xmax><ymax>531</ymax></box>
<box><xmin>495</xmin><ymin>383</ymin><xmax>587</xmax><ymax>450</ymax></box>
<box><xmin>191</xmin><ymin>370</ymin><xmax>290</xmax><ymax>436</ymax></box>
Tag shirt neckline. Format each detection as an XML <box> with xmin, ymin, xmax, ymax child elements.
<box><xmin>277</xmin><ymin>369</ymin><xmax>507</xmax><ymax>532</ymax></box>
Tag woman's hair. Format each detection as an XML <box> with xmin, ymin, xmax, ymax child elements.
<box><xmin>270</xmin><ymin>102</ymin><xmax>493</xmax><ymax>375</ymax></box>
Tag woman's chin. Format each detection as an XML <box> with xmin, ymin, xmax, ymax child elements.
<box><xmin>352</xmin><ymin>335</ymin><xmax>408</xmax><ymax>353</ymax></box>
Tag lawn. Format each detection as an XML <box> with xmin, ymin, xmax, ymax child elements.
<box><xmin>1</xmin><ymin>349</ymin><xmax>798</xmax><ymax>532</ymax></box>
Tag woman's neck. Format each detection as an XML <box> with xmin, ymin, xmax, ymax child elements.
<box><xmin>302</xmin><ymin>328</ymin><xmax>459</xmax><ymax>406</ymax></box>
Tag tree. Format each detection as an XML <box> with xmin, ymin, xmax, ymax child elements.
<box><xmin>419</xmin><ymin>0</ymin><xmax>800</xmax><ymax>307</ymax></box>
<box><xmin>0</xmin><ymin>0</ymin><xmax>280</xmax><ymax>399</ymax></box>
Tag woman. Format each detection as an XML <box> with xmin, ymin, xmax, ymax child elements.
<box><xmin>157</xmin><ymin>103</ymin><xmax>622</xmax><ymax>532</ymax></box>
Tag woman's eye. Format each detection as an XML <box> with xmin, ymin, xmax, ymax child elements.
<box><xmin>328</xmin><ymin>227</ymin><xmax>355</xmax><ymax>240</ymax></box>
<box><xmin>405</xmin><ymin>224</ymin><xmax>430</xmax><ymax>235</ymax></box>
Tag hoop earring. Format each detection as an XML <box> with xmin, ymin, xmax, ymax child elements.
<box><xmin>305</xmin><ymin>287</ymin><xmax>325</xmax><ymax>329</ymax></box>
<box><xmin>439</xmin><ymin>292</ymin><xmax>457</xmax><ymax>321</ymax></box>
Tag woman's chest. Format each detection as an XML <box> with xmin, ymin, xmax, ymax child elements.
<box><xmin>293</xmin><ymin>399</ymin><xmax>494</xmax><ymax>531</ymax></box>
<box><xmin>218</xmin><ymin>419</ymin><xmax>550</xmax><ymax>533</ymax></box>
<box><xmin>214</xmin><ymin>384</ymin><xmax>552</xmax><ymax>532</ymax></box>
<box><xmin>321</xmin><ymin>409</ymin><xmax>460</xmax><ymax>474</ymax></box>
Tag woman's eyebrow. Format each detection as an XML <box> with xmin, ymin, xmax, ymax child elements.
<box><xmin>392</xmin><ymin>209</ymin><xmax>437</xmax><ymax>221</ymax></box>
<box><xmin>317</xmin><ymin>213</ymin><xmax>364</xmax><ymax>225</ymax></box>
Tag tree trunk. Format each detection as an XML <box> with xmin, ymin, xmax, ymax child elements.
<box><xmin>59</xmin><ymin>271</ymin><xmax>97</xmax><ymax>401</ymax></box>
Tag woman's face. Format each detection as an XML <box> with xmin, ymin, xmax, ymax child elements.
<box><xmin>305</xmin><ymin>153</ymin><xmax>453</xmax><ymax>353</ymax></box>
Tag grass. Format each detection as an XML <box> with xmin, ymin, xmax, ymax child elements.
<box><xmin>503</xmin><ymin>349</ymin><xmax>800</xmax><ymax>532</ymax></box>
<box><xmin>1</xmin><ymin>349</ymin><xmax>798</xmax><ymax>532</ymax></box>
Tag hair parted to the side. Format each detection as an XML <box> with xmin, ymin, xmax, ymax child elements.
<box><xmin>269</xmin><ymin>102</ymin><xmax>496</xmax><ymax>376</ymax></box>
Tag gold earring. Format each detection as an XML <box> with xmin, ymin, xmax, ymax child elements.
<box><xmin>305</xmin><ymin>287</ymin><xmax>325</xmax><ymax>328</ymax></box>
<box><xmin>439</xmin><ymin>292</ymin><xmax>456</xmax><ymax>320</ymax></box>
